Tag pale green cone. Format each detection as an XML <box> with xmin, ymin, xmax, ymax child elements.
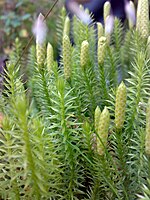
<box><xmin>146</xmin><ymin>98</ymin><xmax>150</xmax><ymax>155</ymax></box>
<box><xmin>136</xmin><ymin>0</ymin><xmax>142</xmax><ymax>31</ymax></box>
<box><xmin>80</xmin><ymin>40</ymin><xmax>89</xmax><ymax>68</ymax></box>
<box><xmin>47</xmin><ymin>43</ymin><xmax>54</xmax><ymax>73</ymax></box>
<box><xmin>136</xmin><ymin>0</ymin><xmax>149</xmax><ymax>38</ymax></box>
<box><xmin>94</xmin><ymin>106</ymin><xmax>101</xmax><ymax>133</ymax></box>
<box><xmin>97</xmin><ymin>22</ymin><xmax>104</xmax><ymax>40</ymax></box>
<box><xmin>63</xmin><ymin>16</ymin><xmax>70</xmax><ymax>37</ymax></box>
<box><xmin>34</xmin><ymin>13</ymin><xmax>47</xmax><ymax>66</ymax></box>
<box><xmin>104</xmin><ymin>1</ymin><xmax>111</xmax><ymax>25</ymax></box>
<box><xmin>98</xmin><ymin>36</ymin><xmax>107</xmax><ymax>65</ymax></box>
<box><xmin>63</xmin><ymin>34</ymin><xmax>72</xmax><ymax>80</ymax></box>
<box><xmin>115</xmin><ymin>82</ymin><xmax>127</xmax><ymax>129</ymax></box>
<box><xmin>140</xmin><ymin>0</ymin><xmax>149</xmax><ymax>38</ymax></box>
<box><xmin>36</xmin><ymin>43</ymin><xmax>46</xmax><ymax>66</ymax></box>
<box><xmin>97</xmin><ymin>106</ymin><xmax>110</xmax><ymax>155</ymax></box>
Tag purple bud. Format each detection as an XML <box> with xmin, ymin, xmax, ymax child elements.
<box><xmin>125</xmin><ymin>1</ymin><xmax>136</xmax><ymax>26</ymax></box>
<box><xmin>105</xmin><ymin>15</ymin><xmax>114</xmax><ymax>34</ymax></box>
<box><xmin>32</xmin><ymin>13</ymin><xmax>47</xmax><ymax>45</ymax></box>
<box><xmin>68</xmin><ymin>1</ymin><xmax>92</xmax><ymax>25</ymax></box>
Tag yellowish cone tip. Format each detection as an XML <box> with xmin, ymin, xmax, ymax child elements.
<box><xmin>85</xmin><ymin>8</ymin><xmax>90</xmax><ymax>15</ymax></box>
<box><xmin>104</xmin><ymin>1</ymin><xmax>111</xmax><ymax>25</ymax></box>
<box><xmin>79</xmin><ymin>4</ymin><xmax>84</xmax><ymax>10</ymax></box>
<box><xmin>97</xmin><ymin>22</ymin><xmax>104</xmax><ymax>39</ymax></box>
<box><xmin>80</xmin><ymin>40</ymin><xmax>89</xmax><ymax>68</ymax></box>
<box><xmin>146</xmin><ymin>98</ymin><xmax>150</xmax><ymax>155</ymax></box>
<box><xmin>63</xmin><ymin>34</ymin><xmax>72</xmax><ymax>79</ymax></box>
<box><xmin>147</xmin><ymin>36</ymin><xmax>150</xmax><ymax>44</ymax></box>
<box><xmin>98</xmin><ymin>36</ymin><xmax>107</xmax><ymax>65</ymax></box>
<box><xmin>129</xmin><ymin>1</ymin><xmax>136</xmax><ymax>29</ymax></box>
<box><xmin>115</xmin><ymin>82</ymin><xmax>127</xmax><ymax>129</ymax></box>
<box><xmin>94</xmin><ymin>106</ymin><xmax>101</xmax><ymax>133</ymax></box>
<box><xmin>61</xmin><ymin>6</ymin><xmax>66</xmax><ymax>14</ymax></box>
<box><xmin>47</xmin><ymin>43</ymin><xmax>54</xmax><ymax>72</ymax></box>
<box><xmin>97</xmin><ymin>106</ymin><xmax>110</xmax><ymax>155</ymax></box>
<box><xmin>63</xmin><ymin>16</ymin><xmax>70</xmax><ymax>37</ymax></box>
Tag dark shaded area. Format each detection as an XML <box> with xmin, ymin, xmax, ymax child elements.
<box><xmin>0</xmin><ymin>56</ymin><xmax>8</xmax><ymax>90</ymax></box>
<box><xmin>65</xmin><ymin>0</ymin><xmax>129</xmax><ymax>23</ymax></box>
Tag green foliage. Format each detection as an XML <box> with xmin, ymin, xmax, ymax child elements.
<box><xmin>0</xmin><ymin>9</ymin><xmax>30</xmax><ymax>36</ymax></box>
<box><xmin>0</xmin><ymin>5</ymin><xmax>150</xmax><ymax>200</ymax></box>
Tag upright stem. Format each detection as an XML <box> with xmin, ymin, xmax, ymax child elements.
<box><xmin>83</xmin><ymin>68</ymin><xmax>96</xmax><ymax>117</ymax></box>
<box><xmin>98</xmin><ymin>64</ymin><xmax>108</xmax><ymax>105</ymax></box>
<box><xmin>115</xmin><ymin>129</ymin><xmax>129</xmax><ymax>200</ymax></box>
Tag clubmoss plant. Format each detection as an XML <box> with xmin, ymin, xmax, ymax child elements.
<box><xmin>57</xmin><ymin>6</ymin><xmax>67</xmax><ymax>47</ymax></box>
<box><xmin>47</xmin><ymin>42</ymin><xmax>54</xmax><ymax>73</ymax></box>
<box><xmin>115</xmin><ymin>82</ymin><xmax>127</xmax><ymax>129</ymax></box>
<box><xmin>63</xmin><ymin>16</ymin><xmax>70</xmax><ymax>37</ymax></box>
<box><xmin>97</xmin><ymin>106</ymin><xmax>110</xmax><ymax>155</ymax></box>
<box><xmin>136</xmin><ymin>0</ymin><xmax>149</xmax><ymax>39</ymax></box>
<box><xmin>126</xmin><ymin>0</ymin><xmax>136</xmax><ymax>29</ymax></box>
<box><xmin>80</xmin><ymin>40</ymin><xmax>89</xmax><ymax>68</ymax></box>
<box><xmin>103</xmin><ymin>1</ymin><xmax>111</xmax><ymax>26</ymax></box>
<box><xmin>33</xmin><ymin>13</ymin><xmax>47</xmax><ymax>67</ymax></box>
<box><xmin>98</xmin><ymin>36</ymin><xmax>108</xmax><ymax>104</ymax></box>
<box><xmin>62</xmin><ymin>34</ymin><xmax>72</xmax><ymax>80</ymax></box>
<box><xmin>97</xmin><ymin>22</ymin><xmax>104</xmax><ymax>39</ymax></box>
<box><xmin>0</xmin><ymin>1</ymin><xmax>150</xmax><ymax>199</ymax></box>
<box><xmin>94</xmin><ymin>106</ymin><xmax>101</xmax><ymax>133</ymax></box>
<box><xmin>98</xmin><ymin>36</ymin><xmax>107</xmax><ymax>65</ymax></box>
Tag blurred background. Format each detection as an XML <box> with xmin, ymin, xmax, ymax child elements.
<box><xmin>0</xmin><ymin>0</ymin><xmax>64</xmax><ymax>60</ymax></box>
<box><xmin>0</xmin><ymin>0</ymin><xmax>145</xmax><ymax>66</ymax></box>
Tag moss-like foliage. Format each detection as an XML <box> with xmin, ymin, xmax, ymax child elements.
<box><xmin>0</xmin><ymin>2</ymin><xmax>150</xmax><ymax>199</ymax></box>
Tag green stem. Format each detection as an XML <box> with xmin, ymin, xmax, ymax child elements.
<box><xmin>22</xmin><ymin>118</ymin><xmax>41</xmax><ymax>200</ymax></box>
<box><xmin>107</xmin><ymin>46</ymin><xmax>117</xmax><ymax>87</ymax></box>
<box><xmin>91</xmin><ymin>180</ymin><xmax>100</xmax><ymax>200</ymax></box>
<box><xmin>68</xmin><ymin>80</ymin><xmax>83</xmax><ymax>121</ymax></box>
<box><xmin>83</xmin><ymin>68</ymin><xmax>96</xmax><ymax>116</ymax></box>
<box><xmin>58</xmin><ymin>80</ymin><xmax>75</xmax><ymax>198</ymax></box>
<box><xmin>101</xmin><ymin>156</ymin><xmax>122</xmax><ymax>200</ymax></box>
<box><xmin>68</xmin><ymin>139</ymin><xmax>121</xmax><ymax>199</ymax></box>
<box><xmin>115</xmin><ymin>129</ymin><xmax>129</xmax><ymax>200</ymax></box>
<box><xmin>98</xmin><ymin>64</ymin><xmax>108</xmax><ymax>105</ymax></box>
<box><xmin>41</xmin><ymin>70</ymin><xmax>54</xmax><ymax>115</ymax></box>
<box><xmin>127</xmin><ymin>64</ymin><xmax>142</xmax><ymax>137</ymax></box>
<box><xmin>6</xmin><ymin>134</ymin><xmax>20</xmax><ymax>200</ymax></box>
